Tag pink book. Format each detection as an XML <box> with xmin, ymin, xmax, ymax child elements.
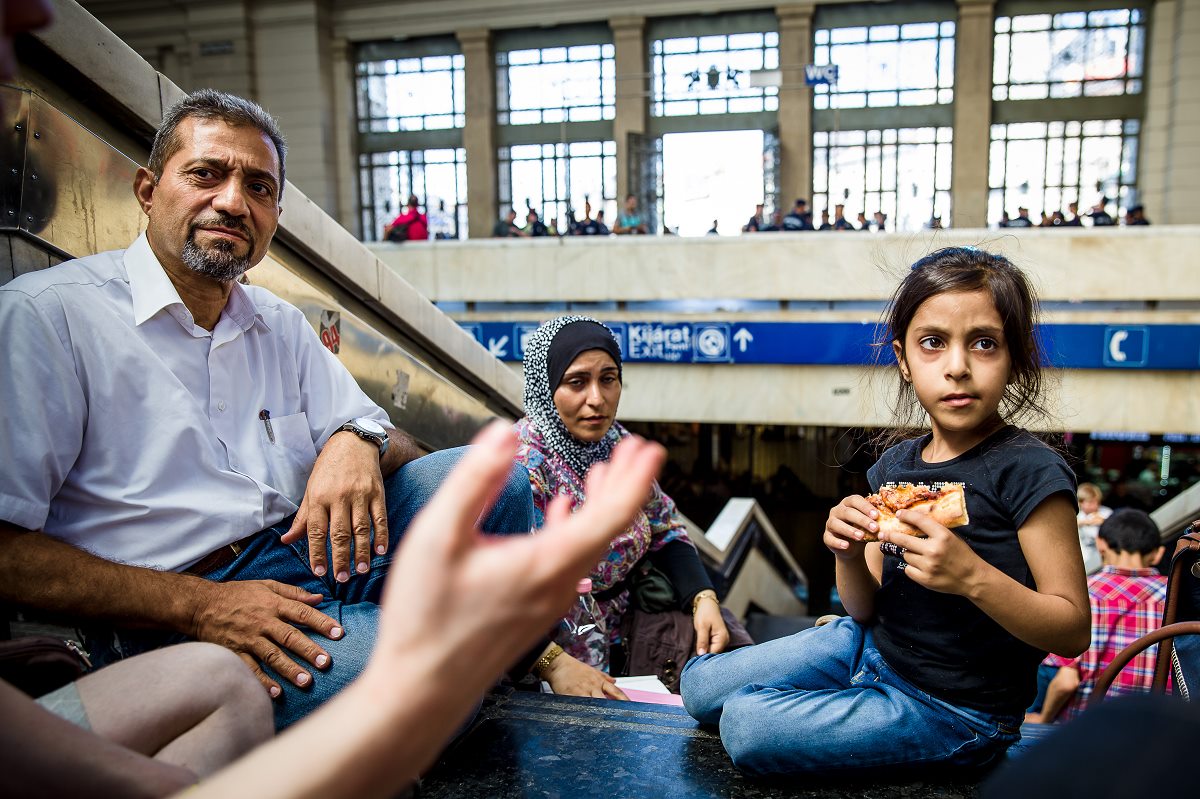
<box><xmin>619</xmin><ymin>687</ymin><xmax>684</xmax><ymax>706</ymax></box>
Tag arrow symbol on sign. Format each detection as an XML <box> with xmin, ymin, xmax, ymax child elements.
<box><xmin>733</xmin><ymin>328</ymin><xmax>754</xmax><ymax>352</ymax></box>
<box><xmin>488</xmin><ymin>336</ymin><xmax>509</xmax><ymax>357</ymax></box>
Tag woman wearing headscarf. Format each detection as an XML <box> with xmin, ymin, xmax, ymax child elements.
<box><xmin>514</xmin><ymin>316</ymin><xmax>729</xmax><ymax>699</ymax></box>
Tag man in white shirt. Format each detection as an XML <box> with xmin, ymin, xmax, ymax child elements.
<box><xmin>0</xmin><ymin>89</ymin><xmax>531</xmax><ymax>728</ymax></box>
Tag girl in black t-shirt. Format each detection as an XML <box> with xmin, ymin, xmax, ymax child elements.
<box><xmin>681</xmin><ymin>247</ymin><xmax>1090</xmax><ymax>775</ymax></box>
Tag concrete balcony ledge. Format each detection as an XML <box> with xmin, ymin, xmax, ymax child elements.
<box><xmin>370</xmin><ymin>226</ymin><xmax>1200</xmax><ymax>305</ymax></box>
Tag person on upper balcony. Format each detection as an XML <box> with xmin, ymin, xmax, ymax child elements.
<box><xmin>573</xmin><ymin>199</ymin><xmax>604</xmax><ymax>236</ymax></box>
<box><xmin>1063</xmin><ymin>201</ymin><xmax>1084</xmax><ymax>226</ymax></box>
<box><xmin>511</xmin><ymin>316</ymin><xmax>732</xmax><ymax>698</ymax></box>
<box><xmin>1007</xmin><ymin>206</ymin><xmax>1034</xmax><ymax>228</ymax></box>
<box><xmin>1088</xmin><ymin>197</ymin><xmax>1115</xmax><ymax>227</ymax></box>
<box><xmin>492</xmin><ymin>207</ymin><xmax>527</xmax><ymax>238</ymax></box>
<box><xmin>383</xmin><ymin>194</ymin><xmax>428</xmax><ymax>242</ymax></box>
<box><xmin>613</xmin><ymin>193</ymin><xmax>648</xmax><ymax>235</ymax></box>
<box><xmin>832</xmin><ymin>204</ymin><xmax>854</xmax><ymax>231</ymax></box>
<box><xmin>782</xmin><ymin>198</ymin><xmax>813</xmax><ymax>231</ymax></box>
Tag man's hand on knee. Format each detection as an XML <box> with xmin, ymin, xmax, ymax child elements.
<box><xmin>190</xmin><ymin>579</ymin><xmax>343</xmax><ymax>698</ymax></box>
<box><xmin>281</xmin><ymin>431</ymin><xmax>388</xmax><ymax>583</ymax></box>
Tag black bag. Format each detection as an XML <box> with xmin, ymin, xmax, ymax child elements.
<box><xmin>0</xmin><ymin>636</ymin><xmax>91</xmax><ymax>697</ymax></box>
<box><xmin>385</xmin><ymin>221</ymin><xmax>411</xmax><ymax>242</ymax></box>
<box><xmin>621</xmin><ymin>607</ymin><xmax>753</xmax><ymax>693</ymax></box>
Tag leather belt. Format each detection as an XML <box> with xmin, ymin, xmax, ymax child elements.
<box><xmin>183</xmin><ymin>533</ymin><xmax>259</xmax><ymax>577</ymax></box>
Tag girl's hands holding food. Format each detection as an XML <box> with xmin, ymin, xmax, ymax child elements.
<box><xmin>878</xmin><ymin>510</ymin><xmax>985</xmax><ymax>596</ymax></box>
<box><xmin>824</xmin><ymin>495</ymin><xmax>879</xmax><ymax>561</ymax></box>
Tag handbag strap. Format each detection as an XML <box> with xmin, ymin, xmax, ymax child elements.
<box><xmin>1151</xmin><ymin>532</ymin><xmax>1200</xmax><ymax>691</ymax></box>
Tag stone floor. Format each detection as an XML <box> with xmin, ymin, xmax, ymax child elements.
<box><xmin>419</xmin><ymin>688</ymin><xmax>998</xmax><ymax>798</ymax></box>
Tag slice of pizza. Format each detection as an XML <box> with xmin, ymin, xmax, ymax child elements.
<box><xmin>863</xmin><ymin>482</ymin><xmax>969</xmax><ymax>541</ymax></box>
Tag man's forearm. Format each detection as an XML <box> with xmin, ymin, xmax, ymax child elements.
<box><xmin>380</xmin><ymin>429</ymin><xmax>423</xmax><ymax>476</ymax></box>
<box><xmin>0</xmin><ymin>524</ymin><xmax>212</xmax><ymax>634</ymax></box>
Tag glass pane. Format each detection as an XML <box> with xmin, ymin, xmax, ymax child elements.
<box><xmin>1012</xmin><ymin>14</ymin><xmax>1052</xmax><ymax>33</ymax></box>
<box><xmin>831</xmin><ymin>27</ymin><xmax>867</xmax><ymax>44</ymax></box>
<box><xmin>1009</xmin><ymin>32</ymin><xmax>1053</xmax><ymax>83</ymax></box>
<box><xmin>728</xmin><ymin>32</ymin><xmax>763</xmax><ymax>50</ymax></box>
<box><xmin>507</xmin><ymin>49</ymin><xmax>540</xmax><ymax>65</ymax></box>
<box><xmin>569</xmin><ymin>44</ymin><xmax>601</xmax><ymax>61</ymax></box>
<box><xmin>993</xmin><ymin>34</ymin><xmax>1010</xmax><ymax>84</ymax></box>
<box><xmin>901</xmin><ymin>22</ymin><xmax>939</xmax><ymax>40</ymax></box>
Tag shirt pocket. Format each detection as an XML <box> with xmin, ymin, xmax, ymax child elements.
<box><xmin>259</xmin><ymin>411</ymin><xmax>317</xmax><ymax>505</ymax></box>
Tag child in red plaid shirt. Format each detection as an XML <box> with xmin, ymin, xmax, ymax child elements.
<box><xmin>1027</xmin><ymin>509</ymin><xmax>1167</xmax><ymax>723</ymax></box>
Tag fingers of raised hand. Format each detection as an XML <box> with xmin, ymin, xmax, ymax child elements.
<box><xmin>545</xmin><ymin>493</ymin><xmax>573</xmax><ymax>527</ymax></box>
<box><xmin>575</xmin><ymin>437</ymin><xmax>665</xmax><ymax>531</ymax></box>
<box><xmin>421</xmin><ymin>421</ymin><xmax>518</xmax><ymax>535</ymax></box>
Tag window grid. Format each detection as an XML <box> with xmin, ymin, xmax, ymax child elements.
<box><xmin>497</xmin><ymin>141</ymin><xmax>617</xmax><ymax>232</ymax></box>
<box><xmin>496</xmin><ymin>44</ymin><xmax>615</xmax><ymax>126</ymax></box>
<box><xmin>992</xmin><ymin>9</ymin><xmax>1145</xmax><ymax>101</ymax></box>
<box><xmin>813</xmin><ymin>21</ymin><xmax>956</xmax><ymax>110</ymax></box>
<box><xmin>813</xmin><ymin>127</ymin><xmax>953</xmax><ymax>231</ymax></box>
<box><xmin>356</xmin><ymin>54</ymin><xmax>466</xmax><ymax>133</ymax></box>
<box><xmin>987</xmin><ymin>119</ymin><xmax>1139</xmax><ymax>224</ymax></box>
<box><xmin>359</xmin><ymin>149</ymin><xmax>467</xmax><ymax>241</ymax></box>
<box><xmin>651</xmin><ymin>32</ymin><xmax>780</xmax><ymax>117</ymax></box>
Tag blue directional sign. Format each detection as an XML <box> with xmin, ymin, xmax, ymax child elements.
<box><xmin>804</xmin><ymin>64</ymin><xmax>839</xmax><ymax>85</ymax></box>
<box><xmin>463</xmin><ymin>321</ymin><xmax>1200</xmax><ymax>371</ymax></box>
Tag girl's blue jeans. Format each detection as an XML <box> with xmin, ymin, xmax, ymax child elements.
<box><xmin>680</xmin><ymin>616</ymin><xmax>1021</xmax><ymax>776</ymax></box>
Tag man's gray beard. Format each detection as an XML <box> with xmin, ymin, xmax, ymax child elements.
<box><xmin>181</xmin><ymin>235</ymin><xmax>252</xmax><ymax>282</ymax></box>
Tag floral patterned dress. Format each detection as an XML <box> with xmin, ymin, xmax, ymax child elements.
<box><xmin>513</xmin><ymin>417</ymin><xmax>693</xmax><ymax>671</ymax></box>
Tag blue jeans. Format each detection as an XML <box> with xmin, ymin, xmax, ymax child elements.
<box><xmin>680</xmin><ymin>617</ymin><xmax>1020</xmax><ymax>776</ymax></box>
<box><xmin>97</xmin><ymin>447</ymin><xmax>532</xmax><ymax>730</ymax></box>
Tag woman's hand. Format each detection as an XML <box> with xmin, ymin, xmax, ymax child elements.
<box><xmin>824</xmin><ymin>495</ymin><xmax>878</xmax><ymax>560</ymax></box>
<box><xmin>878</xmin><ymin>509</ymin><xmax>986</xmax><ymax>596</ymax></box>
<box><xmin>542</xmin><ymin>652</ymin><xmax>628</xmax><ymax>700</ymax></box>
<box><xmin>692</xmin><ymin>593</ymin><xmax>729</xmax><ymax>655</ymax></box>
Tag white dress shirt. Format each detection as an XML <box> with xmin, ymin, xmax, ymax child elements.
<box><xmin>0</xmin><ymin>233</ymin><xmax>391</xmax><ymax>571</ymax></box>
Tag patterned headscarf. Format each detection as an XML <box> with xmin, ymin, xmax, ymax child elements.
<box><xmin>522</xmin><ymin>315</ymin><xmax>624</xmax><ymax>477</ymax></box>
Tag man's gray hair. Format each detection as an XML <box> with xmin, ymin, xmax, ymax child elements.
<box><xmin>149</xmin><ymin>89</ymin><xmax>287</xmax><ymax>198</ymax></box>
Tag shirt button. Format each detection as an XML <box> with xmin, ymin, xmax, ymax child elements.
<box><xmin>217</xmin><ymin>401</ymin><xmax>227</xmax><ymax>412</ymax></box>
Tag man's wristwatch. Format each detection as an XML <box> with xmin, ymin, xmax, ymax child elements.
<box><xmin>338</xmin><ymin>417</ymin><xmax>389</xmax><ymax>457</ymax></box>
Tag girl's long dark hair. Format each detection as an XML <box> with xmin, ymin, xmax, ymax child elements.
<box><xmin>875</xmin><ymin>246</ymin><xmax>1052</xmax><ymax>450</ymax></box>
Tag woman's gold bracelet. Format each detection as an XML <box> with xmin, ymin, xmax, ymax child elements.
<box><xmin>533</xmin><ymin>642</ymin><xmax>565</xmax><ymax>676</ymax></box>
<box><xmin>692</xmin><ymin>591</ymin><xmax>719</xmax><ymax>616</ymax></box>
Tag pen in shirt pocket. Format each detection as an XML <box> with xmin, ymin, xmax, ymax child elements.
<box><xmin>259</xmin><ymin>409</ymin><xmax>275</xmax><ymax>444</ymax></box>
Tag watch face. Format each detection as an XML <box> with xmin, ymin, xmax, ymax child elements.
<box><xmin>355</xmin><ymin>418</ymin><xmax>386</xmax><ymax>436</ymax></box>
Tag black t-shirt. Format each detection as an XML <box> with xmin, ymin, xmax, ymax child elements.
<box><xmin>866</xmin><ymin>426</ymin><xmax>1077</xmax><ymax>717</ymax></box>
